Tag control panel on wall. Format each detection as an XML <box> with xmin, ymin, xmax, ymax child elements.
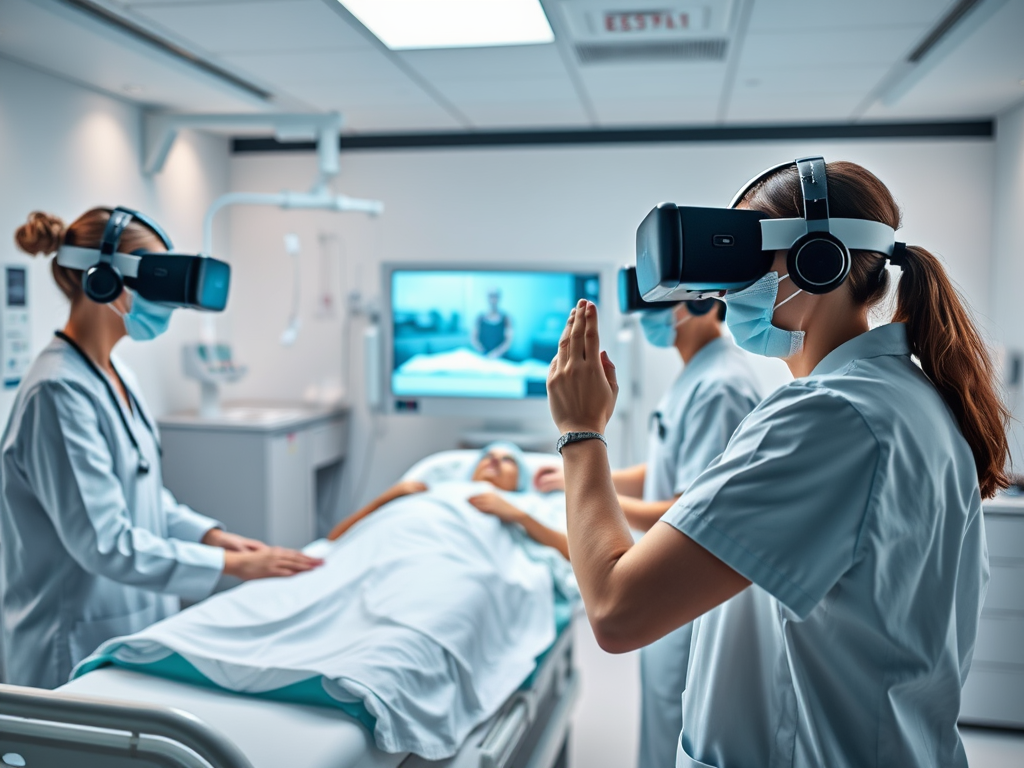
<box><xmin>3</xmin><ymin>266</ymin><xmax>30</xmax><ymax>389</ymax></box>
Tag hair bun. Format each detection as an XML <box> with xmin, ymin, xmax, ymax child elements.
<box><xmin>15</xmin><ymin>211</ymin><xmax>66</xmax><ymax>257</ymax></box>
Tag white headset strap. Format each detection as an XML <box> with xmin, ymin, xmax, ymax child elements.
<box><xmin>760</xmin><ymin>217</ymin><xmax>896</xmax><ymax>256</ymax></box>
<box><xmin>56</xmin><ymin>246</ymin><xmax>141</xmax><ymax>278</ymax></box>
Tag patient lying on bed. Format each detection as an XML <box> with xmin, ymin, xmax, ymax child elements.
<box><xmin>328</xmin><ymin>442</ymin><xmax>570</xmax><ymax>560</ymax></box>
<box><xmin>72</xmin><ymin>444</ymin><xmax>575</xmax><ymax>761</ymax></box>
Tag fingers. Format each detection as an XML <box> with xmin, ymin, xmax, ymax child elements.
<box><xmin>569</xmin><ymin>299</ymin><xmax>587</xmax><ymax>360</ymax></box>
<box><xmin>557</xmin><ymin>307</ymin><xmax>575</xmax><ymax>368</ymax></box>
<box><xmin>601</xmin><ymin>350</ymin><xmax>619</xmax><ymax>398</ymax></box>
<box><xmin>583</xmin><ymin>301</ymin><xmax>600</xmax><ymax>363</ymax></box>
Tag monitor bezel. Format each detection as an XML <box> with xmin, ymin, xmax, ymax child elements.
<box><xmin>380</xmin><ymin>261</ymin><xmax>615</xmax><ymax>419</ymax></box>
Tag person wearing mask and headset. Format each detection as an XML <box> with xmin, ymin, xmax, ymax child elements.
<box><xmin>1</xmin><ymin>208</ymin><xmax>322</xmax><ymax>689</ymax></box>
<box><xmin>546</xmin><ymin>159</ymin><xmax>1008</xmax><ymax>767</ymax></box>
<box><xmin>535</xmin><ymin>286</ymin><xmax>763</xmax><ymax>768</ymax></box>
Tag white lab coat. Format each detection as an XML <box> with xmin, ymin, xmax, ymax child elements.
<box><xmin>639</xmin><ymin>337</ymin><xmax>763</xmax><ymax>768</ymax></box>
<box><xmin>0</xmin><ymin>336</ymin><xmax>224</xmax><ymax>689</ymax></box>
<box><xmin>664</xmin><ymin>323</ymin><xmax>988</xmax><ymax>768</ymax></box>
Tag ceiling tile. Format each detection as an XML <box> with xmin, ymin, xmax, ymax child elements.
<box><xmin>863</xmin><ymin>0</ymin><xmax>1024</xmax><ymax>120</ymax></box>
<box><xmin>726</xmin><ymin>92</ymin><xmax>865</xmax><ymax>123</ymax></box>
<box><xmin>284</xmin><ymin>80</ymin><xmax>438</xmax><ymax>109</ymax></box>
<box><xmin>432</xmin><ymin>76</ymin><xmax>579</xmax><ymax>105</ymax></box>
<box><xmin>731</xmin><ymin>65</ymin><xmax>890</xmax><ymax>97</ymax></box>
<box><xmin>460</xmin><ymin>100</ymin><xmax>591</xmax><ymax>128</ymax></box>
<box><xmin>222</xmin><ymin>49</ymin><xmax>410</xmax><ymax>90</ymax></box>
<box><xmin>340</xmin><ymin>104</ymin><xmax>463</xmax><ymax>132</ymax></box>
<box><xmin>739</xmin><ymin>27</ymin><xmax>925</xmax><ymax>71</ymax></box>
<box><xmin>591</xmin><ymin>95</ymin><xmax>719</xmax><ymax>126</ymax></box>
<box><xmin>746</xmin><ymin>0</ymin><xmax>955</xmax><ymax>32</ymax></box>
<box><xmin>130</xmin><ymin>0</ymin><xmax>368</xmax><ymax>54</ymax></box>
<box><xmin>399</xmin><ymin>44</ymin><xmax>569</xmax><ymax>81</ymax></box>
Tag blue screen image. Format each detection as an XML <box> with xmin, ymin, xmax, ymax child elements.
<box><xmin>391</xmin><ymin>270</ymin><xmax>600</xmax><ymax>399</ymax></box>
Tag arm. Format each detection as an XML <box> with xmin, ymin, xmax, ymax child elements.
<box><xmin>533</xmin><ymin>461</ymin><xmax>646</xmax><ymax>495</ymax></box>
<box><xmin>470</xmin><ymin>315</ymin><xmax>484</xmax><ymax>353</ymax></box>
<box><xmin>328</xmin><ymin>480</ymin><xmax>427</xmax><ymax>540</ymax></box>
<box><xmin>468</xmin><ymin>493</ymin><xmax>569</xmax><ymax>560</ymax></box>
<box><xmin>611</xmin><ymin>464</ymin><xmax>646</xmax><ymax>497</ymax></box>
<box><xmin>547</xmin><ymin>301</ymin><xmax>749</xmax><ymax>652</ymax></box>
<box><xmin>618</xmin><ymin>494</ymin><xmax>678</xmax><ymax>532</ymax></box>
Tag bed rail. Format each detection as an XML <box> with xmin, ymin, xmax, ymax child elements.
<box><xmin>0</xmin><ymin>684</ymin><xmax>253</xmax><ymax>768</ymax></box>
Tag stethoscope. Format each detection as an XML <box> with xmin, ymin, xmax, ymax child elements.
<box><xmin>649</xmin><ymin>411</ymin><xmax>668</xmax><ymax>441</ymax></box>
<box><xmin>55</xmin><ymin>331</ymin><xmax>160</xmax><ymax>475</ymax></box>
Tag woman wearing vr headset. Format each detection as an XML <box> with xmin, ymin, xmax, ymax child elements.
<box><xmin>0</xmin><ymin>208</ymin><xmax>321</xmax><ymax>689</ymax></box>
<box><xmin>547</xmin><ymin>161</ymin><xmax>1008</xmax><ymax>767</ymax></box>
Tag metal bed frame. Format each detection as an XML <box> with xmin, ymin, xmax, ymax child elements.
<box><xmin>0</xmin><ymin>621</ymin><xmax>578</xmax><ymax>768</ymax></box>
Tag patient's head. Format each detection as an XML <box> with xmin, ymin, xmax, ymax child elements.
<box><xmin>471</xmin><ymin>442</ymin><xmax>527</xmax><ymax>492</ymax></box>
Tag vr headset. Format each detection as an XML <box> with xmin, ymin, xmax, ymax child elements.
<box><xmin>635</xmin><ymin>156</ymin><xmax>901</xmax><ymax>302</ymax></box>
<box><xmin>618</xmin><ymin>266</ymin><xmax>716</xmax><ymax>316</ymax></box>
<box><xmin>56</xmin><ymin>206</ymin><xmax>231</xmax><ymax>311</ymax></box>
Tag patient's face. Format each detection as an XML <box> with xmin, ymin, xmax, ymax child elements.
<box><xmin>471</xmin><ymin>448</ymin><xmax>520</xmax><ymax>492</ymax></box>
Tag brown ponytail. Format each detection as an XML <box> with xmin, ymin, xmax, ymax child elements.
<box><xmin>742</xmin><ymin>161</ymin><xmax>1010</xmax><ymax>498</ymax></box>
<box><xmin>893</xmin><ymin>245</ymin><xmax>1009</xmax><ymax>497</ymax></box>
<box><xmin>14</xmin><ymin>208</ymin><xmax>166</xmax><ymax>302</ymax></box>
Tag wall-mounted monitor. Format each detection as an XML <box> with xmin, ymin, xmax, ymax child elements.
<box><xmin>380</xmin><ymin>264</ymin><xmax>605</xmax><ymax>418</ymax></box>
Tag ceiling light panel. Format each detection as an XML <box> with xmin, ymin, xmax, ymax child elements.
<box><xmin>340</xmin><ymin>0</ymin><xmax>554</xmax><ymax>49</ymax></box>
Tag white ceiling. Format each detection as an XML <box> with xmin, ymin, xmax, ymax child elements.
<box><xmin>2</xmin><ymin>0</ymin><xmax>1023</xmax><ymax>133</ymax></box>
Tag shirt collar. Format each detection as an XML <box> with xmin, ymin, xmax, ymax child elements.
<box><xmin>683</xmin><ymin>335</ymin><xmax>728</xmax><ymax>375</ymax></box>
<box><xmin>811</xmin><ymin>322</ymin><xmax>910</xmax><ymax>377</ymax></box>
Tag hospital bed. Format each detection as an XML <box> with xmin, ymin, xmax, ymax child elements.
<box><xmin>0</xmin><ymin>450</ymin><xmax>578</xmax><ymax>768</ymax></box>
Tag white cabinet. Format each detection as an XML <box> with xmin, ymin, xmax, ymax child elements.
<box><xmin>960</xmin><ymin>497</ymin><xmax>1024</xmax><ymax>729</ymax></box>
<box><xmin>159</xmin><ymin>403</ymin><xmax>349</xmax><ymax>550</ymax></box>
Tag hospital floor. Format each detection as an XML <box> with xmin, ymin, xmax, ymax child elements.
<box><xmin>568</xmin><ymin>618</ymin><xmax>1024</xmax><ymax>768</ymax></box>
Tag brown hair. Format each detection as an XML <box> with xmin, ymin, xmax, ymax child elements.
<box><xmin>741</xmin><ymin>161</ymin><xmax>1010</xmax><ymax>498</ymax></box>
<box><xmin>14</xmin><ymin>208</ymin><xmax>166</xmax><ymax>302</ymax></box>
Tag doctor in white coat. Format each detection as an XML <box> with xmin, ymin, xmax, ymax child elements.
<box><xmin>1</xmin><ymin>208</ymin><xmax>321</xmax><ymax>689</ymax></box>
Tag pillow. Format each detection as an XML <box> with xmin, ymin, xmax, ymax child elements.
<box><xmin>401</xmin><ymin>449</ymin><xmax>561</xmax><ymax>490</ymax></box>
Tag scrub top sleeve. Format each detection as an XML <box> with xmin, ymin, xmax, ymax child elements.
<box><xmin>23</xmin><ymin>382</ymin><xmax>224</xmax><ymax>600</ymax></box>
<box><xmin>672</xmin><ymin>385</ymin><xmax>759</xmax><ymax>496</ymax></box>
<box><xmin>161</xmin><ymin>488</ymin><xmax>223</xmax><ymax>543</ymax></box>
<box><xmin>663</xmin><ymin>385</ymin><xmax>880</xmax><ymax>619</ymax></box>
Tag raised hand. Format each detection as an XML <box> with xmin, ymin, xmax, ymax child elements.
<box><xmin>547</xmin><ymin>300</ymin><xmax>618</xmax><ymax>435</ymax></box>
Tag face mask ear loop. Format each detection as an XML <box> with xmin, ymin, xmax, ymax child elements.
<box><xmin>773</xmin><ymin>274</ymin><xmax>803</xmax><ymax>311</ymax></box>
<box><xmin>673</xmin><ymin>314</ymin><xmax>692</xmax><ymax>330</ymax></box>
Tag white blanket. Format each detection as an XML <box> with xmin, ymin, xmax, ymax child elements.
<box><xmin>79</xmin><ymin>482</ymin><xmax>567</xmax><ymax>760</ymax></box>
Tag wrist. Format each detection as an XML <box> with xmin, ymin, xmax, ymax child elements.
<box><xmin>202</xmin><ymin>527</ymin><xmax>224</xmax><ymax>546</ymax></box>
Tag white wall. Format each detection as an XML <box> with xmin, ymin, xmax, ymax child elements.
<box><xmin>227</xmin><ymin>137</ymin><xmax>996</xmax><ymax>511</ymax></box>
<box><xmin>991</xmin><ymin>99</ymin><xmax>1024</xmax><ymax>469</ymax></box>
<box><xmin>0</xmin><ymin>58</ymin><xmax>230</xmax><ymax>422</ymax></box>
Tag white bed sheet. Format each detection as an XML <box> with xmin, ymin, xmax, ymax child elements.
<box><xmin>60</xmin><ymin>666</ymin><xmax>406</xmax><ymax>768</ymax></box>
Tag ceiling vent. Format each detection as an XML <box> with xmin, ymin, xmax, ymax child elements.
<box><xmin>575</xmin><ymin>38</ymin><xmax>727</xmax><ymax>64</ymax></box>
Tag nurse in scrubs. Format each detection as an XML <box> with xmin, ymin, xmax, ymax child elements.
<box><xmin>546</xmin><ymin>161</ymin><xmax>1008</xmax><ymax>767</ymax></box>
<box><xmin>536</xmin><ymin>297</ymin><xmax>763</xmax><ymax>768</ymax></box>
<box><xmin>1</xmin><ymin>208</ymin><xmax>322</xmax><ymax>689</ymax></box>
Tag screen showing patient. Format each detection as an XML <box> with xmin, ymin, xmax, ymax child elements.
<box><xmin>391</xmin><ymin>269</ymin><xmax>600</xmax><ymax>399</ymax></box>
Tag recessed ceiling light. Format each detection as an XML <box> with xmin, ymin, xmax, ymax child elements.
<box><xmin>341</xmin><ymin>0</ymin><xmax>554</xmax><ymax>50</ymax></box>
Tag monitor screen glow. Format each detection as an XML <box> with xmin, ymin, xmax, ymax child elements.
<box><xmin>390</xmin><ymin>268</ymin><xmax>600</xmax><ymax>401</ymax></box>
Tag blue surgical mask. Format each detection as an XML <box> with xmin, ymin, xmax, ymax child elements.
<box><xmin>109</xmin><ymin>291</ymin><xmax>174</xmax><ymax>341</ymax></box>
<box><xmin>723</xmin><ymin>272</ymin><xmax>805</xmax><ymax>358</ymax></box>
<box><xmin>639</xmin><ymin>308</ymin><xmax>689</xmax><ymax>348</ymax></box>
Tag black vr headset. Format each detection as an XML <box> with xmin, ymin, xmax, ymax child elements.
<box><xmin>635</xmin><ymin>156</ymin><xmax>902</xmax><ymax>302</ymax></box>
<box><xmin>56</xmin><ymin>206</ymin><xmax>231</xmax><ymax>311</ymax></box>
<box><xmin>618</xmin><ymin>266</ymin><xmax>716</xmax><ymax>316</ymax></box>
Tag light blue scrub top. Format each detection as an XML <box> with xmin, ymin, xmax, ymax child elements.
<box><xmin>0</xmin><ymin>337</ymin><xmax>225</xmax><ymax>689</ymax></box>
<box><xmin>640</xmin><ymin>336</ymin><xmax>764</xmax><ymax>768</ymax></box>
<box><xmin>664</xmin><ymin>323</ymin><xmax>988</xmax><ymax>768</ymax></box>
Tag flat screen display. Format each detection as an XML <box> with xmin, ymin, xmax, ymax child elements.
<box><xmin>391</xmin><ymin>269</ymin><xmax>600</xmax><ymax>400</ymax></box>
